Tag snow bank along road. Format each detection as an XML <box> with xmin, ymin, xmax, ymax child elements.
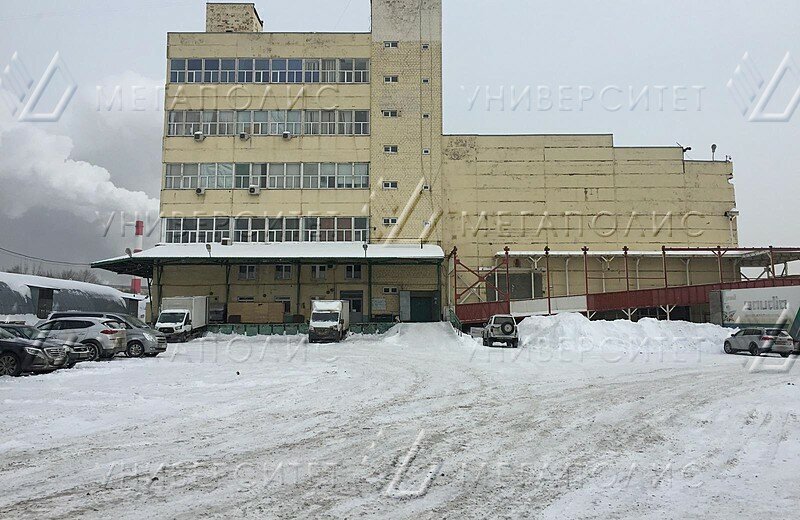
<box><xmin>1</xmin><ymin>315</ymin><xmax>799</xmax><ymax>519</ymax></box>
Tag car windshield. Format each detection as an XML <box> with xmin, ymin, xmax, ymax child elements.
<box><xmin>124</xmin><ymin>315</ymin><xmax>150</xmax><ymax>329</ymax></box>
<box><xmin>0</xmin><ymin>328</ymin><xmax>15</xmax><ymax>340</ymax></box>
<box><xmin>312</xmin><ymin>312</ymin><xmax>339</xmax><ymax>323</ymax></box>
<box><xmin>14</xmin><ymin>326</ymin><xmax>40</xmax><ymax>339</ymax></box>
<box><xmin>159</xmin><ymin>312</ymin><xmax>186</xmax><ymax>324</ymax></box>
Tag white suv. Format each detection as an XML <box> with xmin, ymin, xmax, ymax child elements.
<box><xmin>482</xmin><ymin>315</ymin><xmax>519</xmax><ymax>348</ymax></box>
<box><xmin>36</xmin><ymin>318</ymin><xmax>127</xmax><ymax>361</ymax></box>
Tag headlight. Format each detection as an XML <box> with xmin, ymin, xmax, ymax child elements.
<box><xmin>24</xmin><ymin>347</ymin><xmax>43</xmax><ymax>356</ymax></box>
<box><xmin>143</xmin><ymin>333</ymin><xmax>155</xmax><ymax>342</ymax></box>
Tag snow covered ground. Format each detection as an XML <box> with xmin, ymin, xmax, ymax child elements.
<box><xmin>1</xmin><ymin>315</ymin><xmax>798</xmax><ymax>519</ymax></box>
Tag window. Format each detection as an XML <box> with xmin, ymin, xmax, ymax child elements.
<box><xmin>422</xmin><ymin>148</ymin><xmax>431</xmax><ymax>155</ymax></box>
<box><xmin>286</xmin><ymin>111</ymin><xmax>302</xmax><ymax>135</ymax></box>
<box><xmin>237</xmin><ymin>296</ymin><xmax>255</xmax><ymax>303</ymax></box>
<box><xmin>220</xmin><ymin>59</ymin><xmax>236</xmax><ymax>83</ymax></box>
<box><xmin>237</xmin><ymin>59</ymin><xmax>254</xmax><ymax>83</ymax></box>
<box><xmin>287</xmin><ymin>59</ymin><xmax>303</xmax><ymax>83</ymax></box>
<box><xmin>421</xmin><ymin>43</ymin><xmax>430</xmax><ymax>50</ymax></box>
<box><xmin>383</xmin><ymin>181</ymin><xmax>398</xmax><ymax>190</ymax></box>
<box><xmin>169</xmin><ymin>59</ymin><xmax>186</xmax><ymax>83</ymax></box>
<box><xmin>234</xmin><ymin>163</ymin><xmax>252</xmax><ymax>189</ymax></box>
<box><xmin>275</xmin><ymin>265</ymin><xmax>293</xmax><ymax>281</ymax></box>
<box><xmin>167</xmin><ymin>110</ymin><xmax>369</xmax><ymax>137</ymax></box>
<box><xmin>384</xmin><ymin>41</ymin><xmax>399</xmax><ymax>48</ymax></box>
<box><xmin>311</xmin><ymin>265</ymin><xmax>327</xmax><ymax>280</ymax></box>
<box><xmin>345</xmin><ymin>265</ymin><xmax>363</xmax><ymax>280</ymax></box>
<box><xmin>384</xmin><ymin>145</ymin><xmax>399</xmax><ymax>154</ymax></box>
<box><xmin>384</xmin><ymin>75</ymin><xmax>399</xmax><ymax>84</ymax></box>
<box><xmin>303</xmin><ymin>59</ymin><xmax>321</xmax><ymax>83</ymax></box>
<box><xmin>234</xmin><ymin>217</ymin><xmax>266</xmax><ymax>243</ymax></box>
<box><xmin>383</xmin><ymin>287</ymin><xmax>399</xmax><ymax>294</ymax></box>
<box><xmin>167</xmin><ymin>57</ymin><xmax>370</xmax><ymax>84</ymax></box>
<box><xmin>382</xmin><ymin>109</ymin><xmax>400</xmax><ymax>118</ymax></box>
<box><xmin>186</xmin><ymin>59</ymin><xmax>202</xmax><ymax>83</ymax></box>
<box><xmin>383</xmin><ymin>217</ymin><xmax>398</xmax><ymax>227</ymax></box>
<box><xmin>422</xmin><ymin>113</ymin><xmax>431</xmax><ymax>119</ymax></box>
<box><xmin>254</xmin><ymin>59</ymin><xmax>270</xmax><ymax>83</ymax></box>
<box><xmin>238</xmin><ymin>265</ymin><xmax>257</xmax><ymax>281</ymax></box>
<box><xmin>164</xmin><ymin>217</ymin><xmax>230</xmax><ymax>244</ymax></box>
<box><xmin>422</xmin><ymin>78</ymin><xmax>430</xmax><ymax>84</ymax></box>
<box><xmin>321</xmin><ymin>59</ymin><xmax>337</xmax><ymax>83</ymax></box>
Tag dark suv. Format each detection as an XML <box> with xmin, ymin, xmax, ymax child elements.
<box><xmin>0</xmin><ymin>327</ymin><xmax>64</xmax><ymax>376</ymax></box>
<box><xmin>0</xmin><ymin>323</ymin><xmax>92</xmax><ymax>366</ymax></box>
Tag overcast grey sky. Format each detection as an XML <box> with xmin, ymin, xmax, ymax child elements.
<box><xmin>0</xmin><ymin>0</ymin><xmax>798</xmax><ymax>279</ymax></box>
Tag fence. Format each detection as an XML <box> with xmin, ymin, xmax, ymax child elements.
<box><xmin>206</xmin><ymin>322</ymin><xmax>397</xmax><ymax>336</ymax></box>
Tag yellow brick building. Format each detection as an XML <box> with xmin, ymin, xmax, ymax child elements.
<box><xmin>96</xmin><ymin>1</ymin><xmax>749</xmax><ymax>324</ymax></box>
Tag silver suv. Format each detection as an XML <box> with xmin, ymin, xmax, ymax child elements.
<box><xmin>37</xmin><ymin>318</ymin><xmax>127</xmax><ymax>361</ymax></box>
<box><xmin>482</xmin><ymin>314</ymin><xmax>519</xmax><ymax>348</ymax></box>
<box><xmin>724</xmin><ymin>328</ymin><xmax>798</xmax><ymax>358</ymax></box>
<box><xmin>47</xmin><ymin>312</ymin><xmax>167</xmax><ymax>358</ymax></box>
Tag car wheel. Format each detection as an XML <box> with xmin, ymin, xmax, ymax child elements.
<box><xmin>723</xmin><ymin>341</ymin><xmax>734</xmax><ymax>354</ymax></box>
<box><xmin>144</xmin><ymin>353</ymin><xmax>159</xmax><ymax>358</ymax></box>
<box><xmin>126</xmin><ymin>341</ymin><xmax>145</xmax><ymax>358</ymax></box>
<box><xmin>0</xmin><ymin>352</ymin><xmax>21</xmax><ymax>377</ymax></box>
<box><xmin>512</xmin><ymin>340</ymin><xmax>519</xmax><ymax>349</ymax></box>
<box><xmin>780</xmin><ymin>353</ymin><xmax>790</xmax><ymax>358</ymax></box>
<box><xmin>83</xmin><ymin>342</ymin><xmax>101</xmax><ymax>361</ymax></box>
<box><xmin>749</xmin><ymin>343</ymin><xmax>761</xmax><ymax>356</ymax></box>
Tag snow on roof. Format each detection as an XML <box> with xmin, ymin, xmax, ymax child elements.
<box><xmin>99</xmin><ymin>242</ymin><xmax>445</xmax><ymax>262</ymax></box>
<box><xmin>0</xmin><ymin>272</ymin><xmax>130</xmax><ymax>300</ymax></box>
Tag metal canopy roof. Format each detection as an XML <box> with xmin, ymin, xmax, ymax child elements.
<box><xmin>93</xmin><ymin>243</ymin><xmax>445</xmax><ymax>277</ymax></box>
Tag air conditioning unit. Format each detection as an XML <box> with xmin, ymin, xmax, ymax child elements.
<box><xmin>193</xmin><ymin>131</ymin><xmax>205</xmax><ymax>142</ymax></box>
<box><xmin>282</xmin><ymin>131</ymin><xmax>292</xmax><ymax>140</ymax></box>
<box><xmin>248</xmin><ymin>185</ymin><xmax>261</xmax><ymax>195</ymax></box>
<box><xmin>195</xmin><ymin>187</ymin><xmax>206</xmax><ymax>196</ymax></box>
<box><xmin>221</xmin><ymin>237</ymin><xmax>232</xmax><ymax>246</ymax></box>
<box><xmin>238</xmin><ymin>131</ymin><xmax>250</xmax><ymax>141</ymax></box>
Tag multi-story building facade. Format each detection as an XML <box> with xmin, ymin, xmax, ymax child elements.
<box><xmin>96</xmin><ymin>1</ymin><xmax>748</xmax><ymax>324</ymax></box>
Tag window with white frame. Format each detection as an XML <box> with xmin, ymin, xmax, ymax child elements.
<box><xmin>345</xmin><ymin>264</ymin><xmax>363</xmax><ymax>280</ymax></box>
<box><xmin>275</xmin><ymin>297</ymin><xmax>291</xmax><ymax>314</ymax></box>
<box><xmin>383</xmin><ymin>180</ymin><xmax>398</xmax><ymax>190</ymax></box>
<box><xmin>275</xmin><ymin>265</ymin><xmax>293</xmax><ymax>281</ymax></box>
<box><xmin>238</xmin><ymin>265</ymin><xmax>257</xmax><ymax>281</ymax></box>
<box><xmin>384</xmin><ymin>145</ymin><xmax>399</xmax><ymax>154</ymax></box>
<box><xmin>382</xmin><ymin>109</ymin><xmax>400</xmax><ymax>118</ymax></box>
<box><xmin>237</xmin><ymin>296</ymin><xmax>255</xmax><ymax>303</ymax></box>
<box><xmin>421</xmin><ymin>43</ymin><xmax>430</xmax><ymax>50</ymax></box>
<box><xmin>383</xmin><ymin>287</ymin><xmax>399</xmax><ymax>294</ymax></box>
<box><xmin>233</xmin><ymin>217</ymin><xmax>266</xmax><ymax>243</ymax></box>
<box><xmin>384</xmin><ymin>75</ymin><xmax>399</xmax><ymax>84</ymax></box>
<box><xmin>384</xmin><ymin>41</ymin><xmax>399</xmax><ymax>48</ymax></box>
<box><xmin>422</xmin><ymin>148</ymin><xmax>431</xmax><ymax>155</ymax></box>
<box><xmin>383</xmin><ymin>217</ymin><xmax>398</xmax><ymax>227</ymax></box>
<box><xmin>311</xmin><ymin>265</ymin><xmax>327</xmax><ymax>280</ymax></box>
<box><xmin>165</xmin><ymin>217</ymin><xmax>368</xmax><ymax>244</ymax></box>
<box><xmin>167</xmin><ymin>110</ymin><xmax>370</xmax><ymax>137</ymax></box>
<box><xmin>422</xmin><ymin>78</ymin><xmax>430</xmax><ymax>84</ymax></box>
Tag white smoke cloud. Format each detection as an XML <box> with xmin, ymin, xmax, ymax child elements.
<box><xmin>0</xmin><ymin>121</ymin><xmax>159</xmax><ymax>222</ymax></box>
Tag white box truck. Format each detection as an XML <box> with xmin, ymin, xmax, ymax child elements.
<box><xmin>710</xmin><ymin>286</ymin><xmax>800</xmax><ymax>339</ymax></box>
<box><xmin>155</xmin><ymin>296</ymin><xmax>209</xmax><ymax>342</ymax></box>
<box><xmin>309</xmin><ymin>300</ymin><xmax>350</xmax><ymax>343</ymax></box>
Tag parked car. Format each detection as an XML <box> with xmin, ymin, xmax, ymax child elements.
<box><xmin>36</xmin><ymin>318</ymin><xmax>127</xmax><ymax>361</ymax></box>
<box><xmin>47</xmin><ymin>311</ymin><xmax>167</xmax><ymax>358</ymax></box>
<box><xmin>723</xmin><ymin>328</ymin><xmax>799</xmax><ymax>358</ymax></box>
<box><xmin>0</xmin><ymin>328</ymin><xmax>66</xmax><ymax>376</ymax></box>
<box><xmin>0</xmin><ymin>323</ymin><xmax>92</xmax><ymax>367</ymax></box>
<box><xmin>482</xmin><ymin>315</ymin><xmax>519</xmax><ymax>348</ymax></box>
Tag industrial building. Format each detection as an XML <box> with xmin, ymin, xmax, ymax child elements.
<box><xmin>94</xmin><ymin>1</ymin><xmax>800</xmax><ymax>326</ymax></box>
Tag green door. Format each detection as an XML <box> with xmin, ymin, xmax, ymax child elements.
<box><xmin>410</xmin><ymin>296</ymin><xmax>434</xmax><ymax>323</ymax></box>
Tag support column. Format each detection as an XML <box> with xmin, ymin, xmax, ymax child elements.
<box><xmin>224</xmin><ymin>263</ymin><xmax>231</xmax><ymax>323</ymax></box>
<box><xmin>717</xmin><ymin>246</ymin><xmax>724</xmax><ymax>283</ymax></box>
<box><xmin>623</xmin><ymin>246</ymin><xmax>630</xmax><ymax>292</ymax></box>
<box><xmin>545</xmin><ymin>247</ymin><xmax>552</xmax><ymax>316</ymax></box>
<box><xmin>504</xmin><ymin>246</ymin><xmax>511</xmax><ymax>312</ymax></box>
<box><xmin>662</xmin><ymin>246</ymin><xmax>669</xmax><ymax>288</ymax></box>
<box><xmin>367</xmin><ymin>261</ymin><xmax>373</xmax><ymax>322</ymax></box>
<box><xmin>296</xmin><ymin>262</ymin><xmax>302</xmax><ymax>316</ymax></box>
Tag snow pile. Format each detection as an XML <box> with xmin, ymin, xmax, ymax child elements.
<box><xmin>518</xmin><ymin>313</ymin><xmax>733</xmax><ymax>354</ymax></box>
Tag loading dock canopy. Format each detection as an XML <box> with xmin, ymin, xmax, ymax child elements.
<box><xmin>93</xmin><ymin>243</ymin><xmax>445</xmax><ymax>277</ymax></box>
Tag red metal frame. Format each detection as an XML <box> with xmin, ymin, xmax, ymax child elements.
<box><xmin>452</xmin><ymin>246</ymin><xmax>512</xmax><ymax>324</ymax></box>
